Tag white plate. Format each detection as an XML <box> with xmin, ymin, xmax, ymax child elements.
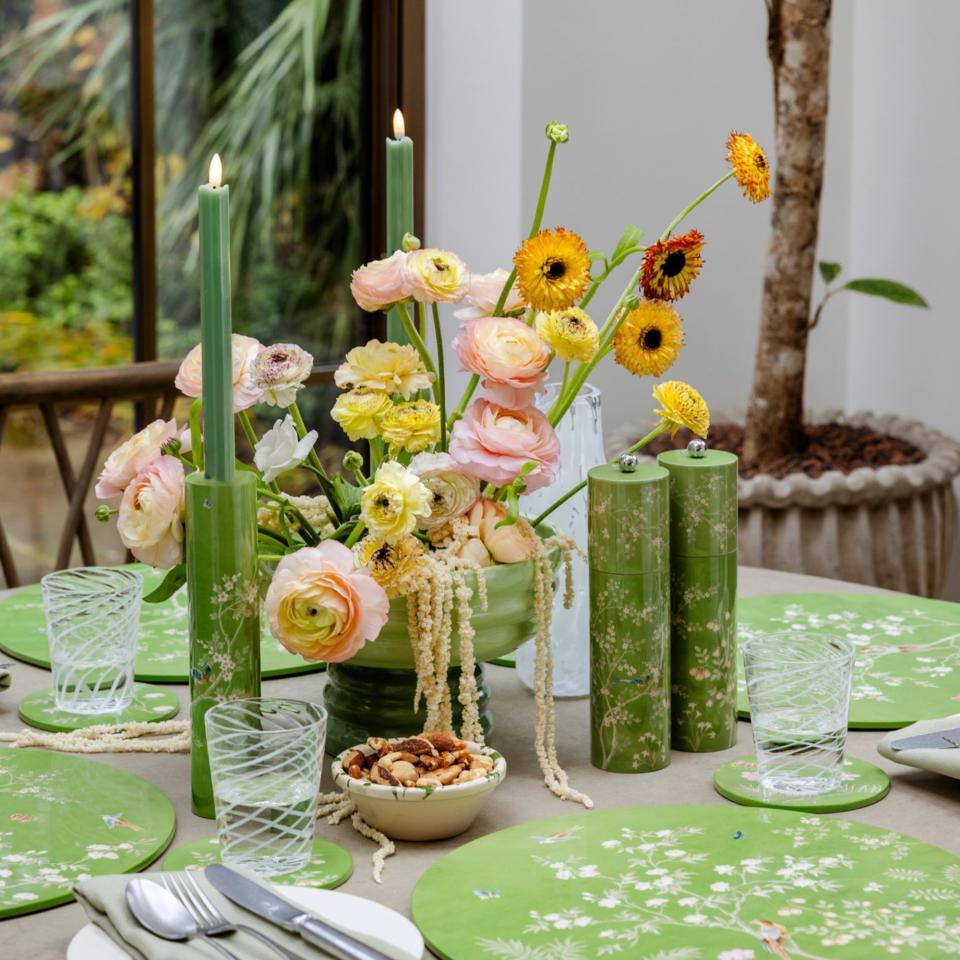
<box><xmin>67</xmin><ymin>883</ymin><xmax>424</xmax><ymax>960</ymax></box>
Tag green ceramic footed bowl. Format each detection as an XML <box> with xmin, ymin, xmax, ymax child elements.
<box><xmin>348</xmin><ymin>523</ymin><xmax>558</xmax><ymax>671</ymax></box>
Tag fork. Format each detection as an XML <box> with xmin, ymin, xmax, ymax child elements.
<box><xmin>162</xmin><ymin>871</ymin><xmax>306</xmax><ymax>960</ymax></box>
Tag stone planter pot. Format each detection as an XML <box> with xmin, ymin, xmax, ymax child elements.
<box><xmin>611</xmin><ymin>412</ymin><xmax>960</xmax><ymax>598</ymax></box>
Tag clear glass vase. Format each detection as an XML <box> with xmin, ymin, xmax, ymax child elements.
<box><xmin>516</xmin><ymin>382</ymin><xmax>604</xmax><ymax>698</ymax></box>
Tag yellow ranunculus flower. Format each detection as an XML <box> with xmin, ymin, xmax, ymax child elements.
<box><xmin>355</xmin><ymin>534</ymin><xmax>424</xmax><ymax>598</ymax></box>
<box><xmin>534</xmin><ymin>307</ymin><xmax>600</xmax><ymax>363</ymax></box>
<box><xmin>331</xmin><ymin>389</ymin><xmax>393</xmax><ymax>441</ymax></box>
<box><xmin>334</xmin><ymin>339</ymin><xmax>434</xmax><ymax>399</ymax></box>
<box><xmin>653</xmin><ymin>380</ymin><xmax>710</xmax><ymax>438</ymax></box>
<box><xmin>379</xmin><ymin>400</ymin><xmax>441</xmax><ymax>454</ymax></box>
<box><xmin>401</xmin><ymin>248</ymin><xmax>470</xmax><ymax>304</ymax></box>
<box><xmin>360</xmin><ymin>461</ymin><xmax>433</xmax><ymax>542</ymax></box>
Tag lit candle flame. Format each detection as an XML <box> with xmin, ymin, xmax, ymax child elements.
<box><xmin>208</xmin><ymin>153</ymin><xmax>223</xmax><ymax>188</ymax></box>
<box><xmin>393</xmin><ymin>109</ymin><xmax>405</xmax><ymax>140</ymax></box>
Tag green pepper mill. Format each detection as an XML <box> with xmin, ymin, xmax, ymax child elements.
<box><xmin>658</xmin><ymin>441</ymin><xmax>738</xmax><ymax>753</ymax></box>
<box><xmin>588</xmin><ymin>455</ymin><xmax>671</xmax><ymax>773</ymax></box>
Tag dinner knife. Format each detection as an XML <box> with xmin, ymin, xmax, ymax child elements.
<box><xmin>889</xmin><ymin>726</ymin><xmax>960</xmax><ymax>751</ymax></box>
<box><xmin>205</xmin><ymin>864</ymin><xmax>394</xmax><ymax>960</ymax></box>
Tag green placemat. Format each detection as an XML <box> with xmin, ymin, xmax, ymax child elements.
<box><xmin>162</xmin><ymin>836</ymin><xmax>352</xmax><ymax>889</ymax></box>
<box><xmin>412</xmin><ymin>804</ymin><xmax>960</xmax><ymax>959</ymax></box>
<box><xmin>713</xmin><ymin>754</ymin><xmax>890</xmax><ymax>813</ymax></box>
<box><xmin>0</xmin><ymin>564</ymin><xmax>325</xmax><ymax>683</ymax></box>
<box><xmin>737</xmin><ymin>593</ymin><xmax>960</xmax><ymax>729</ymax></box>
<box><xmin>18</xmin><ymin>682</ymin><xmax>180</xmax><ymax>733</ymax></box>
<box><xmin>0</xmin><ymin>748</ymin><xmax>176</xmax><ymax>918</ymax></box>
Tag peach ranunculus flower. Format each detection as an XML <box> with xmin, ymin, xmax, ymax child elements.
<box><xmin>264</xmin><ymin>541</ymin><xmax>390</xmax><ymax>663</ymax></box>
<box><xmin>116</xmin><ymin>455</ymin><xmax>185</xmax><ymax>568</ymax></box>
<box><xmin>467</xmin><ymin>498</ymin><xmax>539</xmax><ymax>564</ymax></box>
<box><xmin>174</xmin><ymin>333</ymin><xmax>264</xmax><ymax>412</ymax></box>
<box><xmin>95</xmin><ymin>418</ymin><xmax>178</xmax><ymax>503</ymax></box>
<box><xmin>350</xmin><ymin>251</ymin><xmax>410</xmax><ymax>313</ymax></box>
<box><xmin>453</xmin><ymin>316</ymin><xmax>551</xmax><ymax>409</ymax></box>
<box><xmin>453</xmin><ymin>269</ymin><xmax>525</xmax><ymax>322</ymax></box>
<box><xmin>402</xmin><ymin>248</ymin><xmax>469</xmax><ymax>303</ymax></box>
<box><xmin>448</xmin><ymin>398</ymin><xmax>560</xmax><ymax>493</ymax></box>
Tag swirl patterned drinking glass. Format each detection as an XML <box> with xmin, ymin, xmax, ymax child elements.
<box><xmin>741</xmin><ymin>633</ymin><xmax>856</xmax><ymax>796</ymax></box>
<box><xmin>41</xmin><ymin>566</ymin><xmax>142</xmax><ymax>714</ymax></box>
<box><xmin>205</xmin><ymin>698</ymin><xmax>327</xmax><ymax>876</ymax></box>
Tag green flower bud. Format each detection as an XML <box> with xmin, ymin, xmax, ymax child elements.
<box><xmin>342</xmin><ymin>450</ymin><xmax>365</xmax><ymax>472</ymax></box>
<box><xmin>400</xmin><ymin>232</ymin><xmax>421</xmax><ymax>252</ymax></box>
<box><xmin>545</xmin><ymin>122</ymin><xmax>569</xmax><ymax>144</ymax></box>
<box><xmin>95</xmin><ymin>505</ymin><xmax>114</xmax><ymax>522</ymax></box>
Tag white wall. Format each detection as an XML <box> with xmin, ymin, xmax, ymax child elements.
<box><xmin>425</xmin><ymin>0</ymin><xmax>960</xmax><ymax>592</ymax></box>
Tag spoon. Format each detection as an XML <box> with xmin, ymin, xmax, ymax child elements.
<box><xmin>125</xmin><ymin>878</ymin><xmax>240</xmax><ymax>960</ymax></box>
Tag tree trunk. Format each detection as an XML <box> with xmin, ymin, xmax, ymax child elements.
<box><xmin>743</xmin><ymin>0</ymin><xmax>832</xmax><ymax>465</ymax></box>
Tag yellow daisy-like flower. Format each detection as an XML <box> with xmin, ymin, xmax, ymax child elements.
<box><xmin>355</xmin><ymin>534</ymin><xmax>424</xmax><ymax>598</ymax></box>
<box><xmin>726</xmin><ymin>131</ymin><xmax>770</xmax><ymax>203</ymax></box>
<box><xmin>653</xmin><ymin>380</ymin><xmax>710</xmax><ymax>438</ymax></box>
<box><xmin>330</xmin><ymin>389</ymin><xmax>393</xmax><ymax>441</ymax></box>
<box><xmin>534</xmin><ymin>307</ymin><xmax>600</xmax><ymax>363</ymax></box>
<box><xmin>613</xmin><ymin>301</ymin><xmax>685</xmax><ymax>377</ymax></box>
<box><xmin>334</xmin><ymin>340</ymin><xmax>434</xmax><ymax>399</ymax></box>
<box><xmin>513</xmin><ymin>227</ymin><xmax>591</xmax><ymax>312</ymax></box>
<box><xmin>641</xmin><ymin>229</ymin><xmax>705</xmax><ymax>301</ymax></box>
<box><xmin>379</xmin><ymin>400</ymin><xmax>441</xmax><ymax>454</ymax></box>
<box><xmin>360</xmin><ymin>460</ymin><xmax>432</xmax><ymax>542</ymax></box>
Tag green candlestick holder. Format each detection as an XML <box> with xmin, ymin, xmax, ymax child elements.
<box><xmin>185</xmin><ymin>470</ymin><xmax>261</xmax><ymax>818</ymax></box>
<box><xmin>587</xmin><ymin>459</ymin><xmax>671</xmax><ymax>773</ymax></box>
<box><xmin>658</xmin><ymin>443</ymin><xmax>739</xmax><ymax>753</ymax></box>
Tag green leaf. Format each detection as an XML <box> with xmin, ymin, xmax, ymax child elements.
<box><xmin>143</xmin><ymin>563</ymin><xmax>186</xmax><ymax>603</ymax></box>
<box><xmin>818</xmin><ymin>260</ymin><xmax>842</xmax><ymax>284</ymax></box>
<box><xmin>611</xmin><ymin>224</ymin><xmax>644</xmax><ymax>265</ymax></box>
<box><xmin>587</xmin><ymin>250</ymin><xmax>607</xmax><ymax>263</ymax></box>
<box><xmin>843</xmin><ymin>278</ymin><xmax>928</xmax><ymax>307</ymax></box>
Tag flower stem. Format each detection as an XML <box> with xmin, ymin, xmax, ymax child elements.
<box><xmin>398</xmin><ymin>301</ymin><xmax>438</xmax><ymax>382</ymax></box>
<box><xmin>531</xmin><ymin>420</ymin><xmax>670</xmax><ymax>529</ymax></box>
<box><xmin>257</xmin><ymin>486</ymin><xmax>320</xmax><ymax>545</ymax></box>
<box><xmin>560</xmin><ymin>360</ymin><xmax>570</xmax><ymax>397</ymax></box>
<box><xmin>431</xmin><ymin>302</ymin><xmax>447</xmax><ymax>451</ymax></box>
<box><xmin>189</xmin><ymin>399</ymin><xmax>203</xmax><ymax>472</ymax></box>
<box><xmin>288</xmin><ymin>400</ymin><xmax>328</xmax><ymax>479</ymax></box>
<box><xmin>344</xmin><ymin>520</ymin><xmax>365</xmax><ymax>549</ymax></box>
<box><xmin>659</xmin><ymin>170</ymin><xmax>734</xmax><ymax>242</ymax></box>
<box><xmin>529</xmin><ymin>140</ymin><xmax>557</xmax><ymax>240</ymax></box>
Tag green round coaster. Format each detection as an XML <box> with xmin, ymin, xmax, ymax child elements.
<box><xmin>412</xmin><ymin>804</ymin><xmax>960</xmax><ymax>959</ymax></box>
<box><xmin>161</xmin><ymin>836</ymin><xmax>352</xmax><ymax>889</ymax></box>
<box><xmin>0</xmin><ymin>748</ymin><xmax>175</xmax><ymax>919</ymax></box>
<box><xmin>737</xmin><ymin>593</ymin><xmax>960</xmax><ymax>729</ymax></box>
<box><xmin>18</xmin><ymin>682</ymin><xmax>180</xmax><ymax>733</ymax></box>
<box><xmin>713</xmin><ymin>754</ymin><xmax>891</xmax><ymax>813</ymax></box>
<box><xmin>0</xmin><ymin>563</ymin><xmax>326</xmax><ymax>683</ymax></box>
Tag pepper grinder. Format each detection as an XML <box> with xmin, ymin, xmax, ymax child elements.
<box><xmin>587</xmin><ymin>454</ymin><xmax>671</xmax><ymax>772</ymax></box>
<box><xmin>658</xmin><ymin>440</ymin><xmax>739</xmax><ymax>752</ymax></box>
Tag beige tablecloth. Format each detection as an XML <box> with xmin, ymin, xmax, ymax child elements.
<box><xmin>2</xmin><ymin>567</ymin><xmax>959</xmax><ymax>959</ymax></box>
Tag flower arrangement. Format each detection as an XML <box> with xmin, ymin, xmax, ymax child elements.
<box><xmin>95</xmin><ymin>123</ymin><xmax>767</xmax><ymax>803</ymax></box>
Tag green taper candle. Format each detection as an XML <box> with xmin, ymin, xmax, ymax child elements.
<box><xmin>188</xmin><ymin>154</ymin><xmax>260</xmax><ymax>818</ymax></box>
<box><xmin>386</xmin><ymin>109</ymin><xmax>414</xmax><ymax>344</ymax></box>
<box><xmin>588</xmin><ymin>457</ymin><xmax>671</xmax><ymax>773</ymax></box>
<box><xmin>658</xmin><ymin>442</ymin><xmax>738</xmax><ymax>753</ymax></box>
<box><xmin>198</xmin><ymin>154</ymin><xmax>234</xmax><ymax>482</ymax></box>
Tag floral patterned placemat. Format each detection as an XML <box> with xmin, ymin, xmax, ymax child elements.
<box><xmin>0</xmin><ymin>564</ymin><xmax>325</xmax><ymax>682</ymax></box>
<box><xmin>412</xmin><ymin>804</ymin><xmax>960</xmax><ymax>959</ymax></box>
<box><xmin>161</xmin><ymin>835</ymin><xmax>352</xmax><ymax>889</ymax></box>
<box><xmin>736</xmin><ymin>593</ymin><xmax>960</xmax><ymax>729</ymax></box>
<box><xmin>0</xmin><ymin>748</ymin><xmax>176</xmax><ymax>918</ymax></box>
<box><xmin>17</xmin><ymin>682</ymin><xmax>180</xmax><ymax>733</ymax></box>
<box><xmin>713</xmin><ymin>755</ymin><xmax>890</xmax><ymax>814</ymax></box>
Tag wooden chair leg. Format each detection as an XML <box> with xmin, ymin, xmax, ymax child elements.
<box><xmin>0</xmin><ymin>406</ymin><xmax>19</xmax><ymax>588</ymax></box>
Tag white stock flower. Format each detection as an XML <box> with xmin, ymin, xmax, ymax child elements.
<box><xmin>408</xmin><ymin>451</ymin><xmax>480</xmax><ymax>530</ymax></box>
<box><xmin>254</xmin><ymin>415</ymin><xmax>318</xmax><ymax>483</ymax></box>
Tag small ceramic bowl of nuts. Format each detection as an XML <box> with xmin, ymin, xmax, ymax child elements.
<box><xmin>331</xmin><ymin>731</ymin><xmax>506</xmax><ymax>841</ymax></box>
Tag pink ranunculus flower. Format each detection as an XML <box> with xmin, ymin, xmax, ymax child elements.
<box><xmin>116</xmin><ymin>455</ymin><xmax>185</xmax><ymax>568</ymax></box>
<box><xmin>453</xmin><ymin>269</ymin><xmax>524</xmax><ymax>322</ymax></box>
<box><xmin>467</xmin><ymin>498</ymin><xmax>539</xmax><ymax>564</ymax></box>
<box><xmin>95</xmin><ymin>418</ymin><xmax>178</xmax><ymax>503</ymax></box>
<box><xmin>452</xmin><ymin>316</ymin><xmax>551</xmax><ymax>410</ymax></box>
<box><xmin>448</xmin><ymin>398</ymin><xmax>560</xmax><ymax>493</ymax></box>
<box><xmin>174</xmin><ymin>333</ymin><xmax>264</xmax><ymax>412</ymax></box>
<box><xmin>264</xmin><ymin>541</ymin><xmax>390</xmax><ymax>663</ymax></box>
<box><xmin>350</xmin><ymin>251</ymin><xmax>410</xmax><ymax>312</ymax></box>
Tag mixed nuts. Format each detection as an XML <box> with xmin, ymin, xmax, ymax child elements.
<box><xmin>342</xmin><ymin>732</ymin><xmax>496</xmax><ymax>789</ymax></box>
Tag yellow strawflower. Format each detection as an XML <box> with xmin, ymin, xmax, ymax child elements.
<box><xmin>726</xmin><ymin>131</ymin><xmax>771</xmax><ymax>203</ymax></box>
<box><xmin>513</xmin><ymin>227</ymin><xmax>591</xmax><ymax>311</ymax></box>
<box><xmin>535</xmin><ymin>307</ymin><xmax>600</xmax><ymax>362</ymax></box>
<box><xmin>331</xmin><ymin>389</ymin><xmax>393</xmax><ymax>441</ymax></box>
<box><xmin>360</xmin><ymin>461</ymin><xmax>432</xmax><ymax>542</ymax></box>
<box><xmin>334</xmin><ymin>339</ymin><xmax>433</xmax><ymax>399</ymax></box>
<box><xmin>379</xmin><ymin>400</ymin><xmax>441</xmax><ymax>454</ymax></box>
<box><xmin>355</xmin><ymin>534</ymin><xmax>425</xmax><ymax>598</ymax></box>
<box><xmin>613</xmin><ymin>301</ymin><xmax>685</xmax><ymax>377</ymax></box>
<box><xmin>653</xmin><ymin>380</ymin><xmax>710</xmax><ymax>438</ymax></box>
